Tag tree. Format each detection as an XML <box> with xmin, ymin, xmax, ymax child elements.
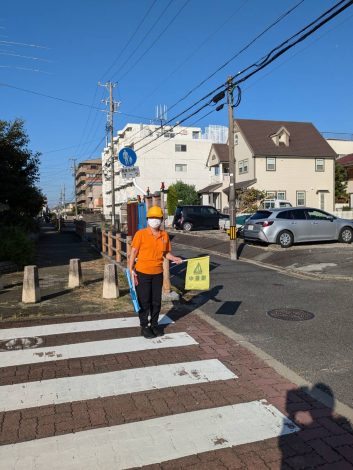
<box><xmin>238</xmin><ymin>188</ymin><xmax>266</xmax><ymax>212</ymax></box>
<box><xmin>166</xmin><ymin>185</ymin><xmax>178</xmax><ymax>216</ymax></box>
<box><xmin>169</xmin><ymin>181</ymin><xmax>200</xmax><ymax>206</ymax></box>
<box><xmin>335</xmin><ymin>162</ymin><xmax>348</xmax><ymax>202</ymax></box>
<box><xmin>0</xmin><ymin>119</ymin><xmax>45</xmax><ymax>229</ymax></box>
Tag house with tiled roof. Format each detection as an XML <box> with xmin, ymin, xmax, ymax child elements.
<box><xmin>199</xmin><ymin>119</ymin><xmax>337</xmax><ymax>212</ymax></box>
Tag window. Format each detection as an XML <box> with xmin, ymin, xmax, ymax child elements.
<box><xmin>192</xmin><ymin>131</ymin><xmax>200</xmax><ymax>140</ymax></box>
<box><xmin>164</xmin><ymin>132</ymin><xmax>175</xmax><ymax>138</ymax></box>
<box><xmin>296</xmin><ymin>191</ymin><xmax>306</xmax><ymax>206</ymax></box>
<box><xmin>90</xmin><ymin>165</ymin><xmax>98</xmax><ymax>169</ymax></box>
<box><xmin>292</xmin><ymin>209</ymin><xmax>307</xmax><ymax>220</ymax></box>
<box><xmin>315</xmin><ymin>158</ymin><xmax>325</xmax><ymax>172</ymax></box>
<box><xmin>214</xmin><ymin>166</ymin><xmax>220</xmax><ymax>175</ymax></box>
<box><xmin>175</xmin><ymin>144</ymin><xmax>187</xmax><ymax>152</ymax></box>
<box><xmin>175</xmin><ymin>164</ymin><xmax>187</xmax><ymax>172</ymax></box>
<box><xmin>266</xmin><ymin>157</ymin><xmax>276</xmax><ymax>171</ymax></box>
<box><xmin>234</xmin><ymin>134</ymin><xmax>239</xmax><ymax>145</ymax></box>
<box><xmin>277</xmin><ymin>191</ymin><xmax>286</xmax><ymax>200</ymax></box>
<box><xmin>238</xmin><ymin>159</ymin><xmax>248</xmax><ymax>174</ymax></box>
<box><xmin>276</xmin><ymin>210</ymin><xmax>293</xmax><ymax>220</ymax></box>
<box><xmin>201</xmin><ymin>207</ymin><xmax>218</xmax><ymax>216</ymax></box>
<box><xmin>266</xmin><ymin>191</ymin><xmax>277</xmax><ymax>199</ymax></box>
<box><xmin>249</xmin><ymin>210</ymin><xmax>272</xmax><ymax>220</ymax></box>
<box><xmin>307</xmin><ymin>209</ymin><xmax>334</xmax><ymax>221</ymax></box>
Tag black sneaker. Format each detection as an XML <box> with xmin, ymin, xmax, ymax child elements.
<box><xmin>141</xmin><ymin>326</ymin><xmax>156</xmax><ymax>339</ymax></box>
<box><xmin>151</xmin><ymin>325</ymin><xmax>164</xmax><ymax>337</ymax></box>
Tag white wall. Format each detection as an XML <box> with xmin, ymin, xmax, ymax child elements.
<box><xmin>326</xmin><ymin>139</ymin><xmax>353</xmax><ymax>157</ymax></box>
<box><xmin>102</xmin><ymin>124</ymin><xmax>213</xmax><ymax>218</ymax></box>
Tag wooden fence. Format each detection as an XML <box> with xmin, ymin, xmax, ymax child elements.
<box><xmin>92</xmin><ymin>227</ymin><xmax>131</xmax><ymax>264</ymax></box>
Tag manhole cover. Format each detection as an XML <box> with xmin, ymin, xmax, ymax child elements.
<box><xmin>267</xmin><ymin>309</ymin><xmax>315</xmax><ymax>321</ymax></box>
<box><xmin>0</xmin><ymin>337</ymin><xmax>43</xmax><ymax>351</ymax></box>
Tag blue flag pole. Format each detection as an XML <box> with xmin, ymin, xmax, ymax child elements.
<box><xmin>125</xmin><ymin>269</ymin><xmax>140</xmax><ymax>314</ymax></box>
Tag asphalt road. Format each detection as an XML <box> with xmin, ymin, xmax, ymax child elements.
<box><xmin>170</xmin><ymin>244</ymin><xmax>353</xmax><ymax>410</ymax></box>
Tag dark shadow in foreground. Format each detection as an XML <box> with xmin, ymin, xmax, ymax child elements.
<box><xmin>279</xmin><ymin>383</ymin><xmax>353</xmax><ymax>469</ymax></box>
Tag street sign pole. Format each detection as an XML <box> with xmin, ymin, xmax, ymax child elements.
<box><xmin>227</xmin><ymin>76</ymin><xmax>238</xmax><ymax>261</ymax></box>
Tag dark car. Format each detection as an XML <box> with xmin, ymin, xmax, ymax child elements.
<box><xmin>173</xmin><ymin>205</ymin><xmax>228</xmax><ymax>231</ymax></box>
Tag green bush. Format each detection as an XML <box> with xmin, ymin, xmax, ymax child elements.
<box><xmin>0</xmin><ymin>226</ymin><xmax>34</xmax><ymax>266</ymax></box>
<box><xmin>167</xmin><ymin>186</ymin><xmax>178</xmax><ymax>216</ymax></box>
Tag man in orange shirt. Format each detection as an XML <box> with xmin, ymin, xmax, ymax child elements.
<box><xmin>129</xmin><ymin>206</ymin><xmax>182</xmax><ymax>338</ymax></box>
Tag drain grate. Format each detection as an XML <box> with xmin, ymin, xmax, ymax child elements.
<box><xmin>267</xmin><ymin>308</ymin><xmax>315</xmax><ymax>321</ymax></box>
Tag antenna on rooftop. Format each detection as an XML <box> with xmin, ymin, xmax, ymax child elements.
<box><xmin>155</xmin><ymin>104</ymin><xmax>168</xmax><ymax>129</ymax></box>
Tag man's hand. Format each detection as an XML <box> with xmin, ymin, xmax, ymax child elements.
<box><xmin>171</xmin><ymin>256</ymin><xmax>183</xmax><ymax>265</ymax></box>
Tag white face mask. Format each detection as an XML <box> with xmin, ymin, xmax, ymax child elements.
<box><xmin>148</xmin><ymin>218</ymin><xmax>162</xmax><ymax>229</ymax></box>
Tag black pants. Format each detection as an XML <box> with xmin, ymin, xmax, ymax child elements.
<box><xmin>135</xmin><ymin>271</ymin><xmax>163</xmax><ymax>327</ymax></box>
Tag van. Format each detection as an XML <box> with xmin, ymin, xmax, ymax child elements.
<box><xmin>173</xmin><ymin>205</ymin><xmax>228</xmax><ymax>231</ymax></box>
<box><xmin>261</xmin><ymin>199</ymin><xmax>292</xmax><ymax>210</ymax></box>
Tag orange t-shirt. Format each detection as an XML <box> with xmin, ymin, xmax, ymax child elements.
<box><xmin>131</xmin><ymin>227</ymin><xmax>171</xmax><ymax>275</ymax></box>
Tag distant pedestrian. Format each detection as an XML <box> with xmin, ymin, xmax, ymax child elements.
<box><xmin>128</xmin><ymin>206</ymin><xmax>182</xmax><ymax>338</ymax></box>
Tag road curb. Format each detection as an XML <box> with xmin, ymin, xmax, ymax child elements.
<box><xmin>171</xmin><ymin>241</ymin><xmax>353</xmax><ymax>282</ymax></box>
<box><xmin>193</xmin><ymin>308</ymin><xmax>353</xmax><ymax>424</ymax></box>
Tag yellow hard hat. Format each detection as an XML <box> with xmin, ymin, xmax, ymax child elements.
<box><xmin>147</xmin><ymin>206</ymin><xmax>163</xmax><ymax>218</ymax></box>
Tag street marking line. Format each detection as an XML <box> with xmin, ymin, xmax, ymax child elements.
<box><xmin>0</xmin><ymin>332</ymin><xmax>197</xmax><ymax>368</ymax></box>
<box><xmin>0</xmin><ymin>400</ymin><xmax>299</xmax><ymax>469</ymax></box>
<box><xmin>0</xmin><ymin>315</ymin><xmax>173</xmax><ymax>341</ymax></box>
<box><xmin>0</xmin><ymin>359</ymin><xmax>237</xmax><ymax>412</ymax></box>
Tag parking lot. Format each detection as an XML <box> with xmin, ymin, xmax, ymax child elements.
<box><xmin>168</xmin><ymin>228</ymin><xmax>353</xmax><ymax>281</ymax></box>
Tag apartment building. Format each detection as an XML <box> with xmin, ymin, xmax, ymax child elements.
<box><xmin>101</xmin><ymin>123</ymin><xmax>227</xmax><ymax>220</ymax></box>
<box><xmin>75</xmin><ymin>159</ymin><xmax>103</xmax><ymax>212</ymax></box>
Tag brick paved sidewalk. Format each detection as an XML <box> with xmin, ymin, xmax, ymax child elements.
<box><xmin>0</xmin><ymin>307</ymin><xmax>352</xmax><ymax>469</ymax></box>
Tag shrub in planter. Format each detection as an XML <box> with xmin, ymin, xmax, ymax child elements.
<box><xmin>0</xmin><ymin>226</ymin><xmax>34</xmax><ymax>266</ymax></box>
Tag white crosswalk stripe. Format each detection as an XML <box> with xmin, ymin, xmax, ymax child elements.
<box><xmin>0</xmin><ymin>315</ymin><xmax>299</xmax><ymax>469</ymax></box>
<box><xmin>0</xmin><ymin>401</ymin><xmax>299</xmax><ymax>470</ymax></box>
<box><xmin>0</xmin><ymin>331</ymin><xmax>197</xmax><ymax>367</ymax></box>
<box><xmin>0</xmin><ymin>359</ymin><xmax>237</xmax><ymax>412</ymax></box>
<box><xmin>0</xmin><ymin>315</ymin><xmax>173</xmax><ymax>341</ymax></box>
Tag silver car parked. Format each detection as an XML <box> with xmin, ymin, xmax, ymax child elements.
<box><xmin>243</xmin><ymin>207</ymin><xmax>353</xmax><ymax>248</ymax></box>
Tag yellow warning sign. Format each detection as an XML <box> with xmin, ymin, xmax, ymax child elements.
<box><xmin>185</xmin><ymin>256</ymin><xmax>210</xmax><ymax>290</ymax></box>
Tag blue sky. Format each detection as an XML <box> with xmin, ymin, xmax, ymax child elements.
<box><xmin>1</xmin><ymin>0</ymin><xmax>353</xmax><ymax>206</ymax></box>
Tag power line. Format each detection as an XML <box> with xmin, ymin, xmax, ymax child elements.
<box><xmin>118</xmin><ymin>0</ymin><xmax>191</xmax><ymax>83</ymax></box>
<box><xmin>101</xmin><ymin>0</ymin><xmax>158</xmax><ymax>80</ymax></box>
<box><xmin>0</xmin><ymin>82</ymin><xmax>104</xmax><ymax>110</ymax></box>
<box><xmin>130</xmin><ymin>0</ymin><xmax>249</xmax><ymax>111</ymax></box>
<box><xmin>167</xmin><ymin>0</ymin><xmax>305</xmax><ymax>115</ymax></box>
<box><xmin>111</xmin><ymin>0</ymin><xmax>174</xmax><ymax>81</ymax></box>
<box><xmin>0</xmin><ymin>40</ymin><xmax>49</xmax><ymax>49</ymax></box>
<box><xmin>130</xmin><ymin>0</ymin><xmax>308</xmax><ymax>149</ymax></box>
<box><xmin>131</xmin><ymin>0</ymin><xmax>353</xmax><ymax>152</ymax></box>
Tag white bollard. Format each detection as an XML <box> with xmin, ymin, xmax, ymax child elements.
<box><xmin>68</xmin><ymin>258</ymin><xmax>82</xmax><ymax>288</ymax></box>
<box><xmin>103</xmin><ymin>263</ymin><xmax>119</xmax><ymax>299</ymax></box>
<box><xmin>22</xmin><ymin>265</ymin><xmax>41</xmax><ymax>303</ymax></box>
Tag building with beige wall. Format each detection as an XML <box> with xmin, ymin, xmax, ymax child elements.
<box><xmin>75</xmin><ymin>159</ymin><xmax>103</xmax><ymax>212</ymax></box>
<box><xmin>201</xmin><ymin>119</ymin><xmax>337</xmax><ymax>213</ymax></box>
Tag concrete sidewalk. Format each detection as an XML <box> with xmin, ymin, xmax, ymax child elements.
<box><xmin>0</xmin><ymin>223</ymin><xmax>131</xmax><ymax>321</ymax></box>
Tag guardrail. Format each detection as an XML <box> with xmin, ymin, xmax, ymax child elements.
<box><xmin>97</xmin><ymin>229</ymin><xmax>132</xmax><ymax>264</ymax></box>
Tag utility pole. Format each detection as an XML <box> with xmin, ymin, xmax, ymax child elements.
<box><xmin>63</xmin><ymin>184</ymin><xmax>66</xmax><ymax>215</ymax></box>
<box><xmin>70</xmin><ymin>158</ymin><xmax>78</xmax><ymax>218</ymax></box>
<box><xmin>99</xmin><ymin>81</ymin><xmax>120</xmax><ymax>229</ymax></box>
<box><xmin>227</xmin><ymin>76</ymin><xmax>238</xmax><ymax>261</ymax></box>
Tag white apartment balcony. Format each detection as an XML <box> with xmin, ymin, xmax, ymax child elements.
<box><xmin>210</xmin><ymin>174</ymin><xmax>230</xmax><ymax>184</ymax></box>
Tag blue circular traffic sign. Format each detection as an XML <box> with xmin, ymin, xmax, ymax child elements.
<box><xmin>118</xmin><ymin>147</ymin><xmax>137</xmax><ymax>167</ymax></box>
